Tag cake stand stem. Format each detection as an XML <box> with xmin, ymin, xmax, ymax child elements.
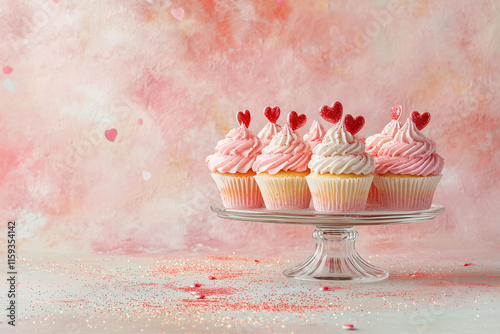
<box><xmin>283</xmin><ymin>226</ymin><xmax>388</xmax><ymax>282</ymax></box>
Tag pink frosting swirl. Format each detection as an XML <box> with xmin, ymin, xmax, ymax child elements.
<box><xmin>365</xmin><ymin>119</ymin><xmax>401</xmax><ymax>156</ymax></box>
<box><xmin>303</xmin><ymin>120</ymin><xmax>326</xmax><ymax>149</ymax></box>
<box><xmin>206</xmin><ymin>124</ymin><xmax>263</xmax><ymax>173</ymax></box>
<box><xmin>374</xmin><ymin>119</ymin><xmax>444</xmax><ymax>176</ymax></box>
<box><xmin>258</xmin><ymin>122</ymin><xmax>282</xmax><ymax>147</ymax></box>
<box><xmin>252</xmin><ymin>124</ymin><xmax>312</xmax><ymax>174</ymax></box>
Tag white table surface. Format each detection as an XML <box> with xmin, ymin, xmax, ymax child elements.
<box><xmin>3</xmin><ymin>246</ymin><xmax>499</xmax><ymax>334</ymax></box>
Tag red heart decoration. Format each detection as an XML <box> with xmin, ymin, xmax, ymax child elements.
<box><xmin>264</xmin><ymin>106</ymin><xmax>280</xmax><ymax>123</ymax></box>
<box><xmin>411</xmin><ymin>111</ymin><xmax>430</xmax><ymax>130</ymax></box>
<box><xmin>344</xmin><ymin>114</ymin><xmax>365</xmax><ymax>135</ymax></box>
<box><xmin>391</xmin><ymin>105</ymin><xmax>402</xmax><ymax>120</ymax></box>
<box><xmin>237</xmin><ymin>110</ymin><xmax>251</xmax><ymax>128</ymax></box>
<box><xmin>287</xmin><ymin>111</ymin><xmax>307</xmax><ymax>131</ymax></box>
<box><xmin>320</xmin><ymin>101</ymin><xmax>343</xmax><ymax>124</ymax></box>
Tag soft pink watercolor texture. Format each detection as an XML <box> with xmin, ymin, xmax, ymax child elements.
<box><xmin>0</xmin><ymin>1</ymin><xmax>499</xmax><ymax>255</ymax></box>
<box><xmin>170</xmin><ymin>7</ymin><xmax>184</xmax><ymax>21</ymax></box>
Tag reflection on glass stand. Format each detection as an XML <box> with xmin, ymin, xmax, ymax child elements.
<box><xmin>211</xmin><ymin>204</ymin><xmax>444</xmax><ymax>283</ymax></box>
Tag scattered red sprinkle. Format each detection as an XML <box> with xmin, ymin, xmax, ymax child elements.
<box><xmin>194</xmin><ymin>294</ymin><xmax>205</xmax><ymax>299</ymax></box>
<box><xmin>342</xmin><ymin>324</ymin><xmax>354</xmax><ymax>330</ymax></box>
<box><xmin>254</xmin><ymin>260</ymin><xmax>260</xmax><ymax>263</ymax></box>
<box><xmin>208</xmin><ymin>276</ymin><xmax>216</xmax><ymax>280</ymax></box>
<box><xmin>319</xmin><ymin>286</ymin><xmax>343</xmax><ymax>292</ymax></box>
<box><xmin>142</xmin><ymin>302</ymin><xmax>162</xmax><ymax>308</ymax></box>
<box><xmin>189</xmin><ymin>283</ymin><xmax>202</xmax><ymax>288</ymax></box>
<box><xmin>422</xmin><ymin>281</ymin><xmax>496</xmax><ymax>288</ymax></box>
<box><xmin>463</xmin><ymin>263</ymin><xmax>473</xmax><ymax>266</ymax></box>
<box><xmin>178</xmin><ymin>301</ymin><xmax>340</xmax><ymax>313</ymax></box>
<box><xmin>150</xmin><ymin>263</ymin><xmax>253</xmax><ymax>279</ymax></box>
<box><xmin>407</xmin><ymin>272</ymin><xmax>432</xmax><ymax>279</ymax></box>
<box><xmin>205</xmin><ymin>256</ymin><xmax>250</xmax><ymax>261</ymax></box>
<box><xmin>165</xmin><ymin>283</ymin><xmax>238</xmax><ymax>296</ymax></box>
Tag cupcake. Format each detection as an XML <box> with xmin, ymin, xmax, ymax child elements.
<box><xmin>365</xmin><ymin>105</ymin><xmax>402</xmax><ymax>205</ymax></box>
<box><xmin>206</xmin><ymin>110</ymin><xmax>264</xmax><ymax>208</ymax></box>
<box><xmin>366</xmin><ymin>105</ymin><xmax>402</xmax><ymax>156</ymax></box>
<box><xmin>373</xmin><ymin>111</ymin><xmax>444</xmax><ymax>211</ymax></box>
<box><xmin>303</xmin><ymin>120</ymin><xmax>326</xmax><ymax>150</ymax></box>
<box><xmin>253</xmin><ymin>111</ymin><xmax>312</xmax><ymax>210</ymax></box>
<box><xmin>307</xmin><ymin>102</ymin><xmax>375</xmax><ymax>212</ymax></box>
<box><xmin>258</xmin><ymin>106</ymin><xmax>282</xmax><ymax>147</ymax></box>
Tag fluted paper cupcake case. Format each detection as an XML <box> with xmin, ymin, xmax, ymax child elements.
<box><xmin>373</xmin><ymin>174</ymin><xmax>442</xmax><ymax>211</ymax></box>
<box><xmin>366</xmin><ymin>182</ymin><xmax>382</xmax><ymax>207</ymax></box>
<box><xmin>306</xmin><ymin>174</ymin><xmax>374</xmax><ymax>212</ymax></box>
<box><xmin>211</xmin><ymin>173</ymin><xmax>264</xmax><ymax>209</ymax></box>
<box><xmin>254</xmin><ymin>175</ymin><xmax>311</xmax><ymax>210</ymax></box>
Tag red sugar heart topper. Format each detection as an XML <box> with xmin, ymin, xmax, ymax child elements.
<box><xmin>344</xmin><ymin>114</ymin><xmax>365</xmax><ymax>135</ymax></box>
<box><xmin>237</xmin><ymin>110</ymin><xmax>251</xmax><ymax>128</ymax></box>
<box><xmin>287</xmin><ymin>111</ymin><xmax>307</xmax><ymax>131</ymax></box>
<box><xmin>391</xmin><ymin>105</ymin><xmax>402</xmax><ymax>120</ymax></box>
<box><xmin>320</xmin><ymin>101</ymin><xmax>343</xmax><ymax>124</ymax></box>
<box><xmin>264</xmin><ymin>106</ymin><xmax>280</xmax><ymax>123</ymax></box>
<box><xmin>411</xmin><ymin>111</ymin><xmax>430</xmax><ymax>130</ymax></box>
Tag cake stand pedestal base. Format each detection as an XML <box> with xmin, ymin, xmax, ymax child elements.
<box><xmin>211</xmin><ymin>203</ymin><xmax>444</xmax><ymax>282</ymax></box>
<box><xmin>283</xmin><ymin>227</ymin><xmax>388</xmax><ymax>282</ymax></box>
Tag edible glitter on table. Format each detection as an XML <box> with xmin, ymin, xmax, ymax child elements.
<box><xmin>11</xmin><ymin>249</ymin><xmax>500</xmax><ymax>334</ymax></box>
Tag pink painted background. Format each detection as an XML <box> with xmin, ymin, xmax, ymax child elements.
<box><xmin>0</xmin><ymin>0</ymin><xmax>499</xmax><ymax>255</ymax></box>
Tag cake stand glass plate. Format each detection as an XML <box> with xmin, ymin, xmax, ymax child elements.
<box><xmin>211</xmin><ymin>204</ymin><xmax>444</xmax><ymax>283</ymax></box>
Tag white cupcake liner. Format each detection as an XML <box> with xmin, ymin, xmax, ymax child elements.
<box><xmin>211</xmin><ymin>173</ymin><xmax>264</xmax><ymax>209</ymax></box>
<box><xmin>306</xmin><ymin>174</ymin><xmax>374</xmax><ymax>212</ymax></box>
<box><xmin>366</xmin><ymin>182</ymin><xmax>382</xmax><ymax>207</ymax></box>
<box><xmin>254</xmin><ymin>175</ymin><xmax>311</xmax><ymax>210</ymax></box>
<box><xmin>373</xmin><ymin>174</ymin><xmax>442</xmax><ymax>211</ymax></box>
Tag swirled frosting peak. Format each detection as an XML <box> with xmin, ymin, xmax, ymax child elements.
<box><xmin>374</xmin><ymin>118</ymin><xmax>444</xmax><ymax>176</ymax></box>
<box><xmin>252</xmin><ymin>124</ymin><xmax>312</xmax><ymax>174</ymax></box>
<box><xmin>365</xmin><ymin>119</ymin><xmax>401</xmax><ymax>156</ymax></box>
<box><xmin>258</xmin><ymin>122</ymin><xmax>282</xmax><ymax>147</ymax></box>
<box><xmin>308</xmin><ymin>122</ymin><xmax>375</xmax><ymax>175</ymax></box>
<box><xmin>303</xmin><ymin>120</ymin><xmax>326</xmax><ymax>149</ymax></box>
<box><xmin>206</xmin><ymin>124</ymin><xmax>263</xmax><ymax>173</ymax></box>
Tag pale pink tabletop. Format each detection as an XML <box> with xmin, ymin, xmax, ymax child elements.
<box><xmin>9</xmin><ymin>246</ymin><xmax>499</xmax><ymax>334</ymax></box>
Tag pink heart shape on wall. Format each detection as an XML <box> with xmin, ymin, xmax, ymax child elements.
<box><xmin>142</xmin><ymin>170</ymin><xmax>151</xmax><ymax>181</ymax></box>
<box><xmin>171</xmin><ymin>7</ymin><xmax>184</xmax><ymax>21</ymax></box>
<box><xmin>3</xmin><ymin>66</ymin><xmax>13</xmax><ymax>75</ymax></box>
<box><xmin>105</xmin><ymin>129</ymin><xmax>118</xmax><ymax>142</ymax></box>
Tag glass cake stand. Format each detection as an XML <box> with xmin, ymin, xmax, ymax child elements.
<box><xmin>210</xmin><ymin>204</ymin><xmax>445</xmax><ymax>283</ymax></box>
